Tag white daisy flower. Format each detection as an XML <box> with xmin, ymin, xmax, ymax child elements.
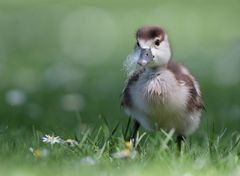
<box><xmin>112</xmin><ymin>149</ymin><xmax>137</xmax><ymax>159</ymax></box>
<box><xmin>80</xmin><ymin>156</ymin><xmax>96</xmax><ymax>165</ymax></box>
<box><xmin>65</xmin><ymin>139</ymin><xmax>78</xmax><ymax>147</ymax></box>
<box><xmin>42</xmin><ymin>134</ymin><xmax>62</xmax><ymax>145</ymax></box>
<box><xmin>112</xmin><ymin>140</ymin><xmax>137</xmax><ymax>159</ymax></box>
<box><xmin>29</xmin><ymin>147</ymin><xmax>49</xmax><ymax>159</ymax></box>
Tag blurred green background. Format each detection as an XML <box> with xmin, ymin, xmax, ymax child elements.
<box><xmin>0</xmin><ymin>0</ymin><xmax>240</xmax><ymax>137</ymax></box>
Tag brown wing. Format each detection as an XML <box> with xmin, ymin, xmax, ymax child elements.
<box><xmin>120</xmin><ymin>68</ymin><xmax>145</xmax><ymax>108</ymax></box>
<box><xmin>187</xmin><ymin>80</ymin><xmax>205</xmax><ymax>111</ymax></box>
<box><xmin>167</xmin><ymin>60</ymin><xmax>205</xmax><ymax>112</ymax></box>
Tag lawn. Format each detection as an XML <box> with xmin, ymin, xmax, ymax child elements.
<box><xmin>0</xmin><ymin>0</ymin><xmax>240</xmax><ymax>175</ymax></box>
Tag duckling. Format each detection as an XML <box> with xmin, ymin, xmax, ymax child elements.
<box><xmin>121</xmin><ymin>26</ymin><xmax>204</xmax><ymax>148</ymax></box>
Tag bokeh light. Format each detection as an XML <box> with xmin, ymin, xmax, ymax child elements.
<box><xmin>0</xmin><ymin>0</ymin><xmax>239</xmax><ymax>132</ymax></box>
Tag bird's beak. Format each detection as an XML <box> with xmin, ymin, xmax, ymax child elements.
<box><xmin>137</xmin><ymin>48</ymin><xmax>154</xmax><ymax>66</ymax></box>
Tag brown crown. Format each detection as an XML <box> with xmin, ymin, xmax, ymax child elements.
<box><xmin>136</xmin><ymin>26</ymin><xmax>165</xmax><ymax>40</ymax></box>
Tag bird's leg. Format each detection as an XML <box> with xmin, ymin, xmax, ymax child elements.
<box><xmin>128</xmin><ymin>120</ymin><xmax>140</xmax><ymax>146</ymax></box>
<box><xmin>176</xmin><ymin>135</ymin><xmax>186</xmax><ymax>151</ymax></box>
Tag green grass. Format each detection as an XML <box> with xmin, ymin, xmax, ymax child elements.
<box><xmin>1</xmin><ymin>121</ymin><xmax>240</xmax><ymax>176</ymax></box>
<box><xmin>0</xmin><ymin>0</ymin><xmax>240</xmax><ymax>175</ymax></box>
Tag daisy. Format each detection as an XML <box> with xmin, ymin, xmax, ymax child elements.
<box><xmin>80</xmin><ymin>156</ymin><xmax>96</xmax><ymax>165</ymax></box>
<box><xmin>65</xmin><ymin>139</ymin><xmax>78</xmax><ymax>147</ymax></box>
<box><xmin>29</xmin><ymin>147</ymin><xmax>48</xmax><ymax>159</ymax></box>
<box><xmin>112</xmin><ymin>140</ymin><xmax>137</xmax><ymax>159</ymax></box>
<box><xmin>42</xmin><ymin>134</ymin><xmax>62</xmax><ymax>145</ymax></box>
<box><xmin>124</xmin><ymin>140</ymin><xmax>133</xmax><ymax>150</ymax></box>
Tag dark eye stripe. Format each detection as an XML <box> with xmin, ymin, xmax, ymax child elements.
<box><xmin>136</xmin><ymin>42</ymin><xmax>140</xmax><ymax>47</ymax></box>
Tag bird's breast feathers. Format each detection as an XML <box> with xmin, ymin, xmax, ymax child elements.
<box><xmin>121</xmin><ymin>26</ymin><xmax>204</xmax><ymax>135</ymax></box>
<box><xmin>121</xmin><ymin>63</ymin><xmax>203</xmax><ymax>135</ymax></box>
<box><xmin>130</xmin><ymin>68</ymin><xmax>189</xmax><ymax>113</ymax></box>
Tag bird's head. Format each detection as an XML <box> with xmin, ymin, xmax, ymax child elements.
<box><xmin>135</xmin><ymin>26</ymin><xmax>171</xmax><ymax>68</ymax></box>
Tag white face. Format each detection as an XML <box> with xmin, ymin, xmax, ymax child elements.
<box><xmin>137</xmin><ymin>34</ymin><xmax>171</xmax><ymax>68</ymax></box>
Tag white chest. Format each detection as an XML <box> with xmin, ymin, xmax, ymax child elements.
<box><xmin>130</xmin><ymin>69</ymin><xmax>189</xmax><ymax>113</ymax></box>
<box><xmin>128</xmin><ymin>69</ymin><xmax>196</xmax><ymax>134</ymax></box>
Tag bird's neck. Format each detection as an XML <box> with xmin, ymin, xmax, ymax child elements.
<box><xmin>146</xmin><ymin>63</ymin><xmax>168</xmax><ymax>73</ymax></box>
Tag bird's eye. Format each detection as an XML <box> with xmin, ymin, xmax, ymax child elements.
<box><xmin>154</xmin><ymin>39</ymin><xmax>160</xmax><ymax>46</ymax></box>
<box><xmin>136</xmin><ymin>42</ymin><xmax>140</xmax><ymax>47</ymax></box>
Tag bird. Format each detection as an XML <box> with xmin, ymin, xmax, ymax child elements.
<box><xmin>121</xmin><ymin>26</ymin><xmax>204</xmax><ymax>149</ymax></box>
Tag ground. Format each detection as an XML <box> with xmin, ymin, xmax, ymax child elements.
<box><xmin>0</xmin><ymin>0</ymin><xmax>240</xmax><ymax>175</ymax></box>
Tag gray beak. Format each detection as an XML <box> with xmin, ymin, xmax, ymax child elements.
<box><xmin>137</xmin><ymin>48</ymin><xmax>154</xmax><ymax>66</ymax></box>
